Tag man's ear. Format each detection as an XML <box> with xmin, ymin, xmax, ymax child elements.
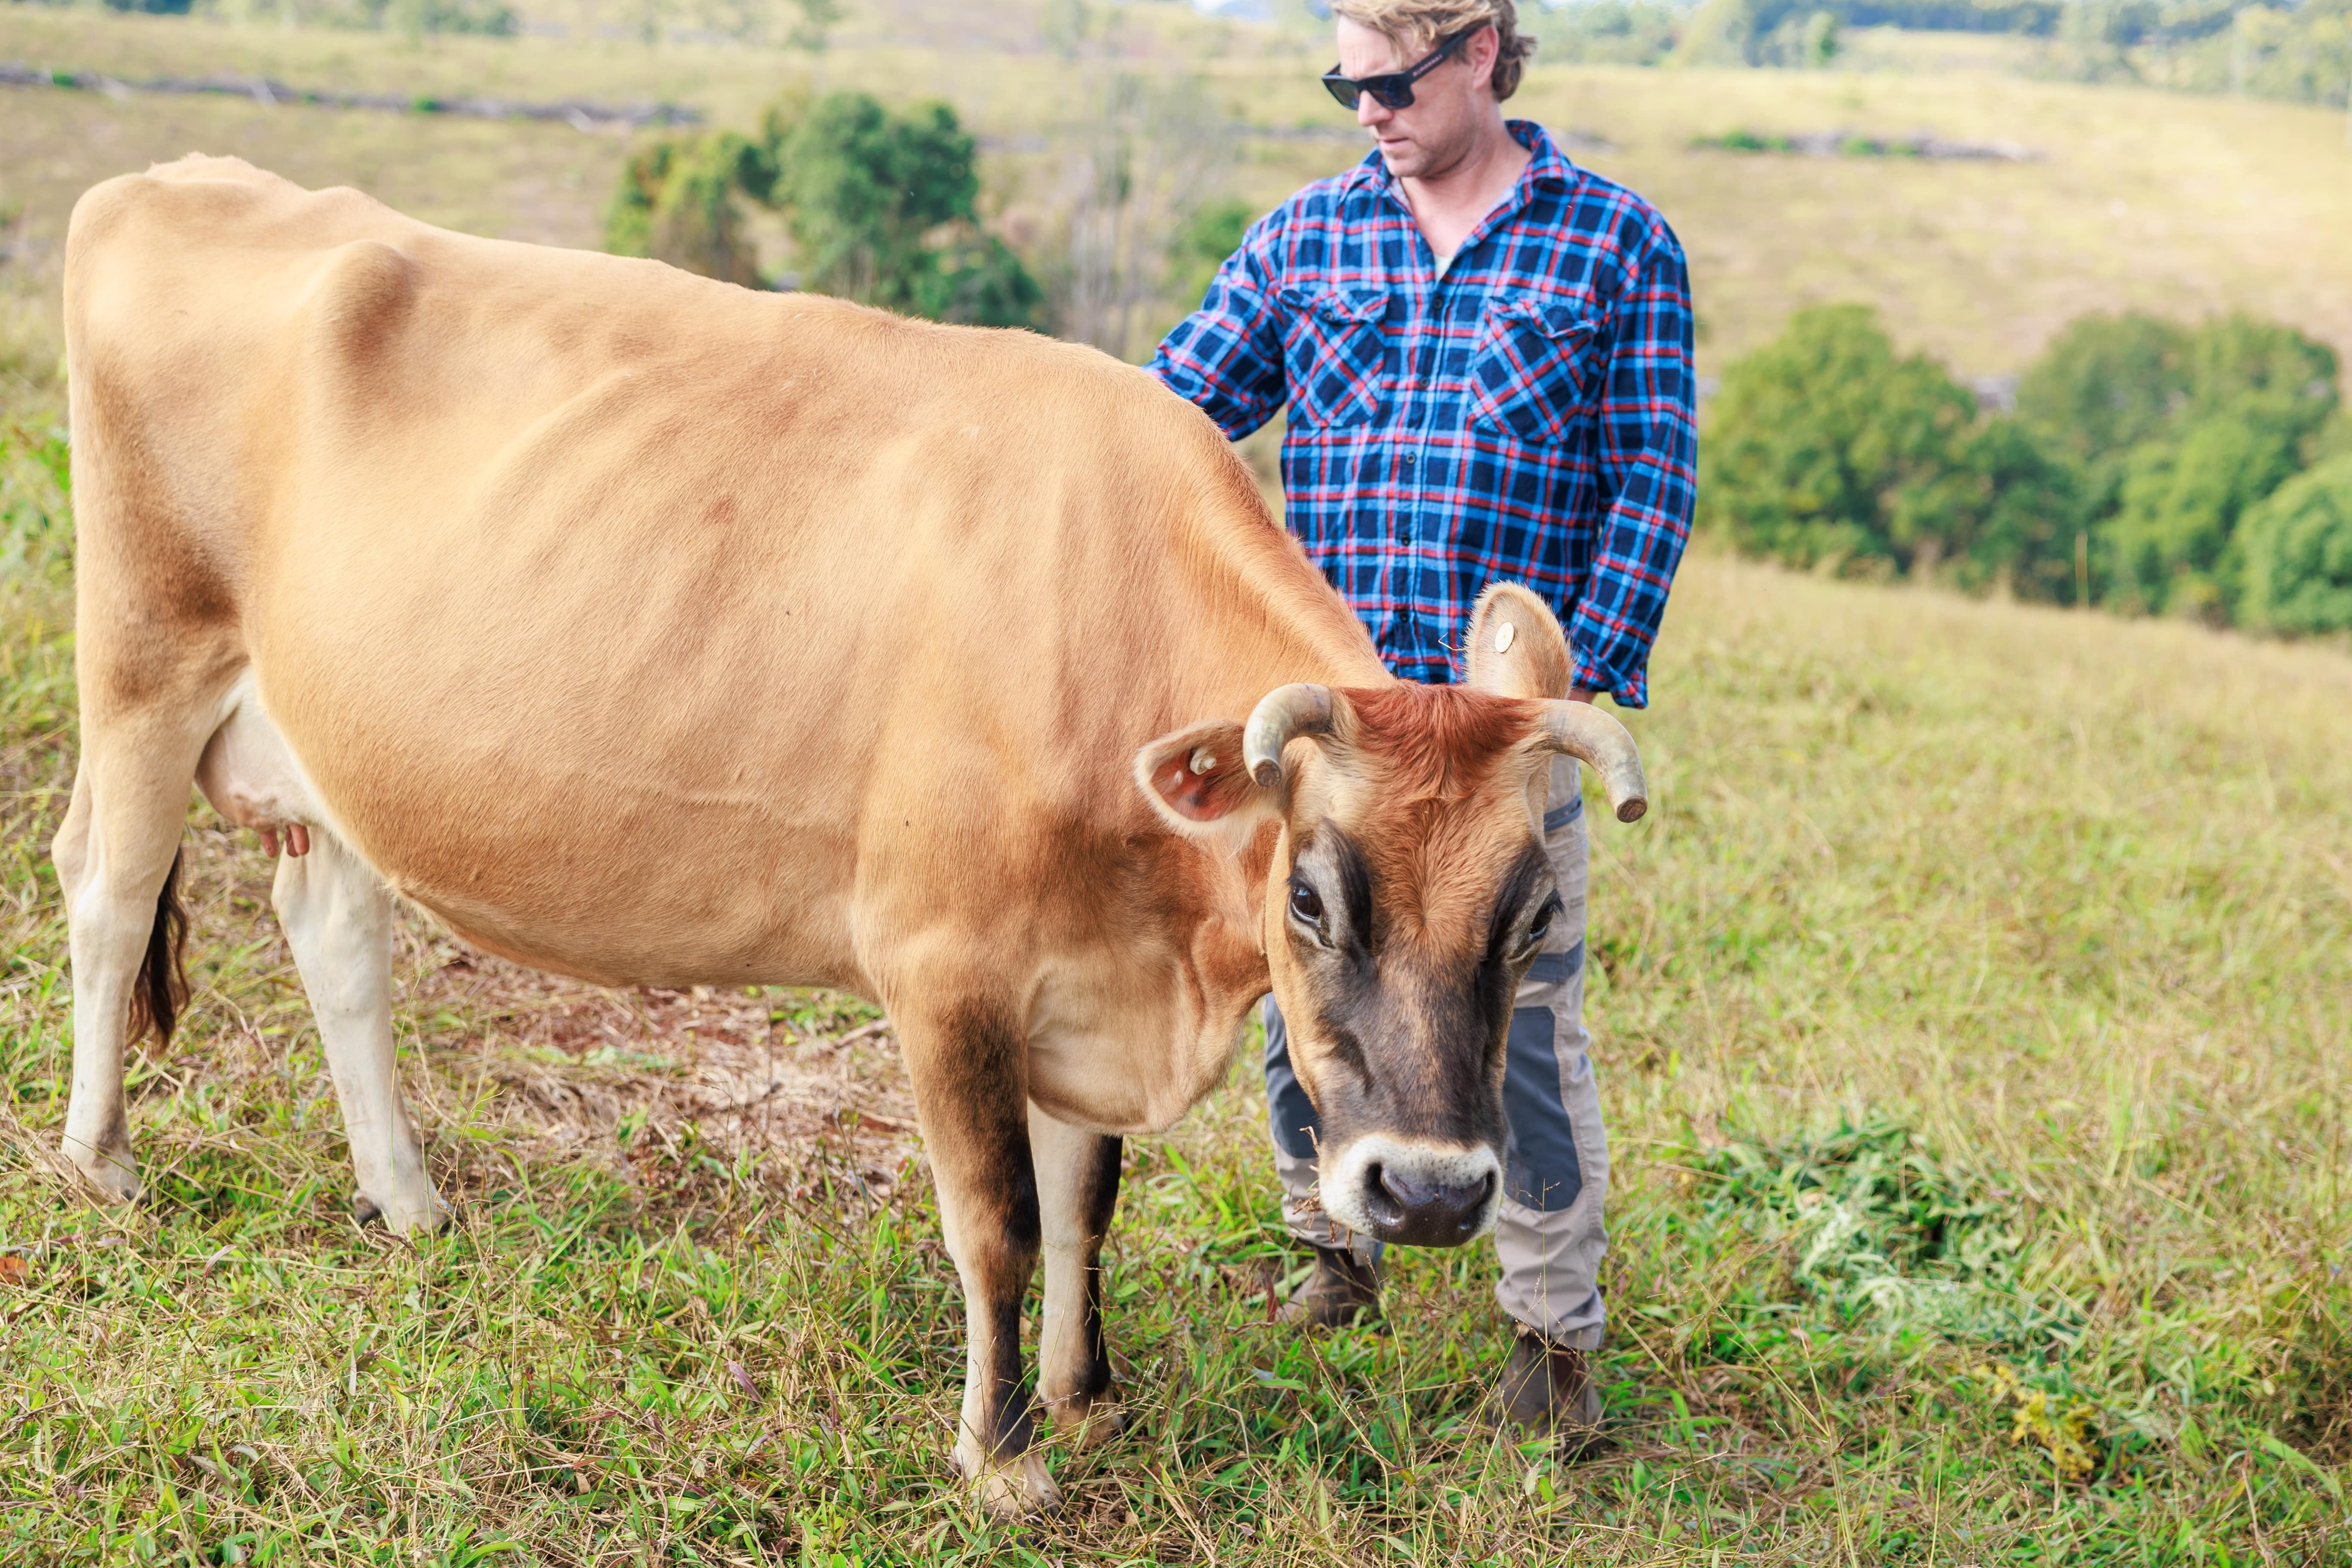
<box><xmin>1466</xmin><ymin>582</ymin><xmax>1574</xmax><ymax>700</ymax></box>
<box><xmin>1136</xmin><ymin>718</ymin><xmax>1282</xmax><ymax>852</ymax></box>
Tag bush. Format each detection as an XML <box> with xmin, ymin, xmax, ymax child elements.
<box><xmin>1700</xmin><ymin>303</ymin><xmax>2079</xmax><ymax>590</ymax></box>
<box><xmin>601</xmin><ymin>93</ymin><xmax>1043</xmax><ymax>330</ymax></box>
<box><xmin>2238</xmin><ymin>455</ymin><xmax>2352</xmax><ymax>635</ymax></box>
<box><xmin>2077</xmin><ymin>315</ymin><xmax>2340</xmax><ymax>619</ymax></box>
<box><xmin>2101</xmin><ymin>413</ymin><xmax>2303</xmax><ymax>619</ymax></box>
<box><xmin>770</xmin><ymin>94</ymin><xmax>1039</xmax><ymax>328</ymax></box>
<box><xmin>2014</xmin><ymin>311</ymin><xmax>2191</xmax><ymax>476</ymax></box>
<box><xmin>1963</xmin><ymin>416</ymin><xmax>2089</xmax><ymax>603</ymax></box>
<box><xmin>2011</xmin><ymin>310</ymin><xmax>2339</xmax><ymax>620</ymax></box>
<box><xmin>603</xmin><ymin>132</ymin><xmax>774</xmax><ymax>289</ymax></box>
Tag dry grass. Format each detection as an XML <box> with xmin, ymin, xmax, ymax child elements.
<box><xmin>4</xmin><ymin>6</ymin><xmax>2352</xmax><ymax>386</ymax></box>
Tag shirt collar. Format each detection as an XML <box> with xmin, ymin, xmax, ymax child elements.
<box><xmin>1338</xmin><ymin>119</ymin><xmax>1576</xmax><ymax>200</ymax></box>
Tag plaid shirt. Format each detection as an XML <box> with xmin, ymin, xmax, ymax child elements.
<box><xmin>1146</xmin><ymin>122</ymin><xmax>1696</xmax><ymax>705</ymax></box>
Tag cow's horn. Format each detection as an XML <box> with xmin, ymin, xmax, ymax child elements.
<box><xmin>1243</xmin><ymin>684</ymin><xmax>1336</xmax><ymax>788</ymax></box>
<box><xmin>1540</xmin><ymin>701</ymin><xmax>1649</xmax><ymax>824</ymax></box>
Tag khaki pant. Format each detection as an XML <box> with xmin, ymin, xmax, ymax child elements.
<box><xmin>1262</xmin><ymin>754</ymin><xmax>1609</xmax><ymax>1349</ymax></box>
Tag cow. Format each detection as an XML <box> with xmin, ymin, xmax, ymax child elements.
<box><xmin>52</xmin><ymin>156</ymin><xmax>1647</xmax><ymax>1514</ymax></box>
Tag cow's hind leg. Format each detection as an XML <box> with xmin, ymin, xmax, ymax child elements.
<box><xmin>899</xmin><ymin>1001</ymin><xmax>1056</xmax><ymax>1516</ymax></box>
<box><xmin>55</xmin><ymin>753</ymin><xmax>197</xmax><ymax>1204</ymax></box>
<box><xmin>1030</xmin><ymin>1106</ymin><xmax>1123</xmax><ymax>1450</ymax></box>
<box><xmin>273</xmin><ymin>830</ymin><xmax>447</xmax><ymax>1233</ymax></box>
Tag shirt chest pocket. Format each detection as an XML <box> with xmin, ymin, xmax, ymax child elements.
<box><xmin>1468</xmin><ymin>300</ymin><xmax>1602</xmax><ymax>446</ymax></box>
<box><xmin>1280</xmin><ymin>286</ymin><xmax>1386</xmax><ymax>429</ymax></box>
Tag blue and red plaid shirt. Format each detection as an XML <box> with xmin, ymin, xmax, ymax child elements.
<box><xmin>1147</xmin><ymin>122</ymin><xmax>1697</xmax><ymax>705</ymax></box>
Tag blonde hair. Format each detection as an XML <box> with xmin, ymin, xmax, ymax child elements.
<box><xmin>1329</xmin><ymin>0</ymin><xmax>1536</xmax><ymax>101</ymax></box>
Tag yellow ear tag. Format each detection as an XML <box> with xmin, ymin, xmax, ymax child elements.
<box><xmin>1494</xmin><ymin>622</ymin><xmax>1516</xmax><ymax>654</ymax></box>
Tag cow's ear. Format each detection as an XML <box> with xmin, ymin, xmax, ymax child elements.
<box><xmin>1465</xmin><ymin>582</ymin><xmax>1574</xmax><ymax>701</ymax></box>
<box><xmin>1136</xmin><ymin>718</ymin><xmax>1280</xmax><ymax>850</ymax></box>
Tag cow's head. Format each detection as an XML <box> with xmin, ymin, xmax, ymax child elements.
<box><xmin>1135</xmin><ymin>584</ymin><xmax>1646</xmax><ymax>1248</ymax></box>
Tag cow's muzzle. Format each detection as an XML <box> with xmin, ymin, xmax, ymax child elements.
<box><xmin>1318</xmin><ymin>1135</ymin><xmax>1502</xmax><ymax>1247</ymax></box>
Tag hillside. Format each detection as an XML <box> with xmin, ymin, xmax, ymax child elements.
<box><xmin>4</xmin><ymin>4</ymin><xmax>2352</xmax><ymax>387</ymax></box>
<box><xmin>0</xmin><ymin>545</ymin><xmax>2346</xmax><ymax>1560</ymax></box>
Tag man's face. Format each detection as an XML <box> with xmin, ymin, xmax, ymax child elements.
<box><xmin>1335</xmin><ymin>18</ymin><xmax>1495</xmax><ymax>182</ymax></box>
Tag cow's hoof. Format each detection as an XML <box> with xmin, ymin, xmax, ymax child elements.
<box><xmin>959</xmin><ymin>1449</ymin><xmax>1061</xmax><ymax>1518</ymax></box>
<box><xmin>67</xmin><ymin>1142</ymin><xmax>142</xmax><ymax>1206</ymax></box>
<box><xmin>1050</xmin><ymin>1401</ymin><xmax>1127</xmax><ymax>1453</ymax></box>
<box><xmin>354</xmin><ymin>1187</ymin><xmax>453</xmax><ymax>1235</ymax></box>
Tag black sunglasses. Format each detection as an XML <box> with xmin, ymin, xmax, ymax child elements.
<box><xmin>1320</xmin><ymin>29</ymin><xmax>1473</xmax><ymax>112</ymax></box>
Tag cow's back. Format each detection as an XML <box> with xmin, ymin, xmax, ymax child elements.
<box><xmin>65</xmin><ymin>156</ymin><xmax>1348</xmax><ymax>993</ymax></box>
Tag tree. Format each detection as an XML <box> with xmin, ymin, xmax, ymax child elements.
<box><xmin>2014</xmin><ymin>312</ymin><xmax>2191</xmax><ymax>476</ymax></box>
<box><xmin>1053</xmin><ymin>70</ymin><xmax>1240</xmax><ymax>358</ymax></box>
<box><xmin>2101</xmin><ymin>413</ymin><xmax>2303</xmax><ymax>619</ymax></box>
<box><xmin>1962</xmin><ymin>416</ymin><xmax>2089</xmax><ymax>603</ymax></box>
<box><xmin>2074</xmin><ymin>314</ymin><xmax>2340</xmax><ymax>618</ymax></box>
<box><xmin>2234</xmin><ymin>453</ymin><xmax>2352</xmax><ymax>634</ymax></box>
<box><xmin>772</xmin><ymin>93</ymin><xmax>1042</xmax><ymax>328</ymax></box>
<box><xmin>601</xmin><ymin>132</ymin><xmax>774</xmax><ymax>289</ymax></box>
<box><xmin>600</xmin><ymin>94</ymin><xmax>1041</xmax><ymax>331</ymax></box>
<box><xmin>1701</xmin><ymin>305</ymin><xmax>1991</xmax><ymax>576</ymax></box>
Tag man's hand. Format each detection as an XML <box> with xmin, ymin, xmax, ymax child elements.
<box><xmin>1567</xmin><ymin>686</ymin><xmax>1596</xmax><ymax>704</ymax></box>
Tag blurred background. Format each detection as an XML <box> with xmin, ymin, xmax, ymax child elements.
<box><xmin>3</xmin><ymin>0</ymin><xmax>2350</xmax><ymax>631</ymax></box>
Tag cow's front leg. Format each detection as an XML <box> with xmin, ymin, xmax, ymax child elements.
<box><xmin>1030</xmin><ymin>1106</ymin><xmax>1124</xmax><ymax>1449</ymax></box>
<box><xmin>900</xmin><ymin>1005</ymin><xmax>1056</xmax><ymax>1516</ymax></box>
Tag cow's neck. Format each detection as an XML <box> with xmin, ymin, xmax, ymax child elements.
<box><xmin>1065</xmin><ymin>495</ymin><xmax>1392</xmax><ymax>1133</ymax></box>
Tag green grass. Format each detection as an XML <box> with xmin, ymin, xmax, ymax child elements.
<box><xmin>3</xmin><ymin>545</ymin><xmax>2349</xmax><ymax>1563</ymax></box>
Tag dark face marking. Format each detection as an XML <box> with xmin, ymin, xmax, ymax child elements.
<box><xmin>1279</xmin><ymin>813</ymin><xmax>1555</xmax><ymax>1158</ymax></box>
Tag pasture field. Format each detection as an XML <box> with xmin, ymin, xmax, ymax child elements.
<box><xmin>5</xmin><ymin>4</ymin><xmax>2352</xmax><ymax>384</ymax></box>
<box><xmin>1</xmin><ymin>530</ymin><xmax>2349</xmax><ymax>1562</ymax></box>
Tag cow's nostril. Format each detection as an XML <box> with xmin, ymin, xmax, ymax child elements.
<box><xmin>1366</xmin><ymin>1162</ymin><xmax>1495</xmax><ymax>1245</ymax></box>
<box><xmin>1462</xmin><ymin>1169</ymin><xmax>1497</xmax><ymax>1234</ymax></box>
<box><xmin>1378</xmin><ymin>1164</ymin><xmax>1430</xmax><ymax>1210</ymax></box>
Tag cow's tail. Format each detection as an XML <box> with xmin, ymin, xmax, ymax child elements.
<box><xmin>125</xmin><ymin>848</ymin><xmax>190</xmax><ymax>1046</ymax></box>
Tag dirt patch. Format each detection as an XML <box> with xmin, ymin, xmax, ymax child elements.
<box><xmin>398</xmin><ymin>935</ymin><xmax>925</xmax><ymax>1203</ymax></box>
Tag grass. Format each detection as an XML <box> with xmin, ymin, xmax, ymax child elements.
<box><xmin>5</xmin><ymin>6</ymin><xmax>2352</xmax><ymax>387</ymax></box>
<box><xmin>3</xmin><ymin>529</ymin><xmax>2349</xmax><ymax>1562</ymax></box>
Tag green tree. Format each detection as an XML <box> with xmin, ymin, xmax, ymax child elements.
<box><xmin>2180</xmin><ymin>313</ymin><xmax>2339</xmax><ymax>446</ymax></box>
<box><xmin>600</xmin><ymin>94</ymin><xmax>1041</xmax><ymax>331</ymax></box>
<box><xmin>2014</xmin><ymin>312</ymin><xmax>2191</xmax><ymax>478</ymax></box>
<box><xmin>772</xmin><ymin>93</ymin><xmax>1041</xmax><ymax>328</ymax></box>
<box><xmin>1963</xmin><ymin>416</ymin><xmax>2089</xmax><ymax>603</ymax></box>
<box><xmin>2102</xmin><ymin>413</ymin><xmax>2303</xmax><ymax>619</ymax></box>
<box><xmin>2237</xmin><ymin>453</ymin><xmax>2352</xmax><ymax>635</ymax></box>
<box><xmin>2072</xmin><ymin>314</ymin><xmax>2340</xmax><ymax>619</ymax></box>
<box><xmin>601</xmin><ymin>132</ymin><xmax>774</xmax><ymax>289</ymax></box>
<box><xmin>1702</xmin><ymin>305</ymin><xmax>1991</xmax><ymax>576</ymax></box>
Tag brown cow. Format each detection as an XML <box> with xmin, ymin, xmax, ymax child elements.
<box><xmin>53</xmin><ymin>156</ymin><xmax>1645</xmax><ymax>1513</ymax></box>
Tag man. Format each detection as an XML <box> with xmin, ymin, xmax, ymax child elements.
<box><xmin>1145</xmin><ymin>0</ymin><xmax>1696</xmax><ymax>1449</ymax></box>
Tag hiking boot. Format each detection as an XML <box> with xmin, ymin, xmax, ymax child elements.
<box><xmin>1493</xmin><ymin>1330</ymin><xmax>1611</xmax><ymax>1460</ymax></box>
<box><xmin>1278</xmin><ymin>1243</ymin><xmax>1383</xmax><ymax>1328</ymax></box>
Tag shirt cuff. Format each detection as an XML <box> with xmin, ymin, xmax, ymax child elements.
<box><xmin>1571</xmin><ymin>653</ymin><xmax>1648</xmax><ymax>709</ymax></box>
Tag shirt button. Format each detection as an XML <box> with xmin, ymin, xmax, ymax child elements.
<box><xmin>1403</xmin><ymin>452</ymin><xmax>1416</xmax><ymax>466</ymax></box>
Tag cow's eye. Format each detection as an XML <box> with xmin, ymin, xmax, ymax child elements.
<box><xmin>1288</xmin><ymin>879</ymin><xmax>1326</xmax><ymax>929</ymax></box>
<box><xmin>1520</xmin><ymin>894</ymin><xmax>1561</xmax><ymax>955</ymax></box>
